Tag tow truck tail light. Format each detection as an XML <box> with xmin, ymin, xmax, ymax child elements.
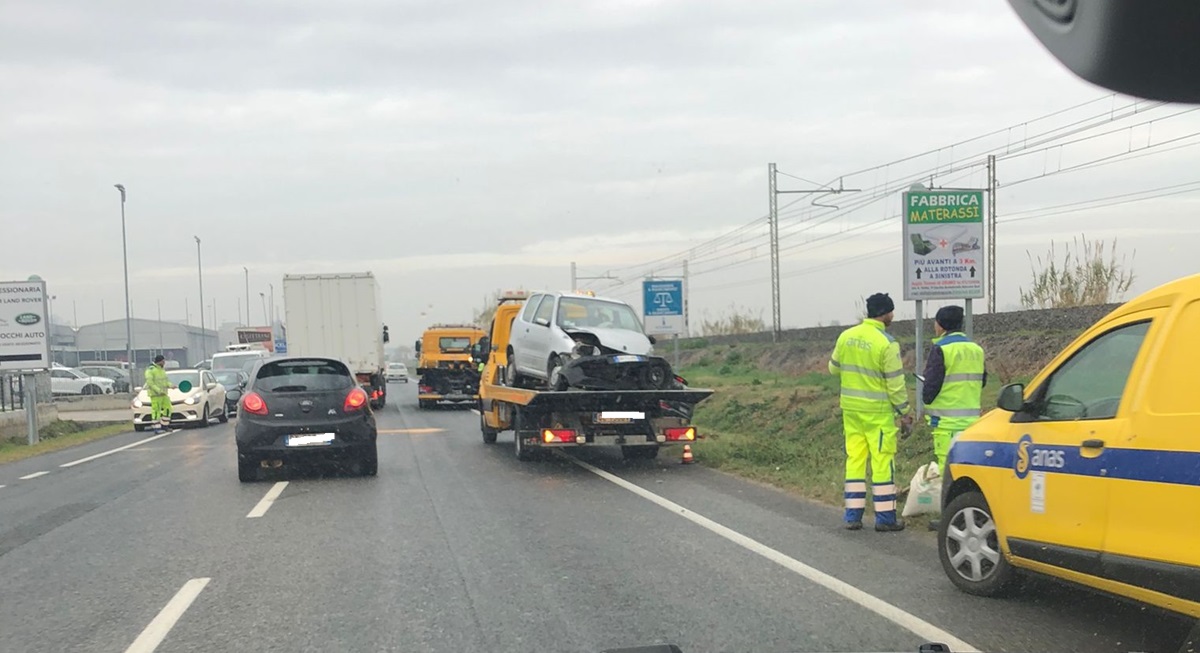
<box><xmin>344</xmin><ymin>388</ymin><xmax>369</xmax><ymax>412</ymax></box>
<box><xmin>664</xmin><ymin>427</ymin><xmax>696</xmax><ymax>441</ymax></box>
<box><xmin>542</xmin><ymin>429</ymin><xmax>576</xmax><ymax>443</ymax></box>
<box><xmin>674</xmin><ymin>375</ymin><xmax>687</xmax><ymax>386</ymax></box>
<box><xmin>419</xmin><ymin>384</ymin><xmax>433</xmax><ymax>393</ymax></box>
<box><xmin>242</xmin><ymin>392</ymin><xmax>268</xmax><ymax>416</ymax></box>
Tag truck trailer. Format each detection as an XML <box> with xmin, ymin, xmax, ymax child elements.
<box><xmin>282</xmin><ymin>273</ymin><xmax>391</xmax><ymax>409</ymax></box>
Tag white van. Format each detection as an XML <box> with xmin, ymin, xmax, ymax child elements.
<box><xmin>211</xmin><ymin>350</ymin><xmax>271</xmax><ymax>374</ymax></box>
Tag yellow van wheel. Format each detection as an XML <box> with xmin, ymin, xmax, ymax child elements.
<box><xmin>938</xmin><ymin>491</ymin><xmax>1018</xmax><ymax>597</ymax></box>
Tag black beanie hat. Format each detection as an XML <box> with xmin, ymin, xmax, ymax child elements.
<box><xmin>154</xmin><ymin>355</ymin><xmax>165</xmax><ymax>363</ymax></box>
<box><xmin>935</xmin><ymin>305</ymin><xmax>964</xmax><ymax>331</ymax></box>
<box><xmin>865</xmin><ymin>293</ymin><xmax>894</xmax><ymax>318</ymax></box>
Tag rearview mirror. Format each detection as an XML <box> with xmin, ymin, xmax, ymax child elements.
<box><xmin>227</xmin><ymin>389</ymin><xmax>242</xmax><ymax>402</ymax></box>
<box><xmin>207</xmin><ymin>382</ymin><xmax>218</xmax><ymax>390</ymax></box>
<box><xmin>997</xmin><ymin>383</ymin><xmax>1028</xmax><ymax>413</ymax></box>
<box><xmin>648</xmin><ymin>335</ymin><xmax>657</xmax><ymax>345</ymax></box>
<box><xmin>1007</xmin><ymin>0</ymin><xmax>1200</xmax><ymax>102</ymax></box>
<box><xmin>414</xmin><ymin>340</ymin><xmax>421</xmax><ymax>353</ymax></box>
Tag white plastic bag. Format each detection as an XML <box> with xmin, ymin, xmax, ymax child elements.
<box><xmin>901</xmin><ymin>461</ymin><xmax>942</xmax><ymax>517</ymax></box>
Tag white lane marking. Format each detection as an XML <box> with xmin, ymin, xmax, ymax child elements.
<box><xmin>470</xmin><ymin>408</ymin><xmax>480</xmax><ymax>415</ymax></box>
<box><xmin>246</xmin><ymin>481</ymin><xmax>288</xmax><ymax>518</ymax></box>
<box><xmin>59</xmin><ymin>430</ymin><xmax>177</xmax><ymax>468</ymax></box>
<box><xmin>18</xmin><ymin>471</ymin><xmax>50</xmax><ymax>480</ymax></box>
<box><xmin>568</xmin><ymin>457</ymin><xmax>980</xmax><ymax>653</ymax></box>
<box><xmin>123</xmin><ymin>577</ymin><xmax>210</xmax><ymax>653</ymax></box>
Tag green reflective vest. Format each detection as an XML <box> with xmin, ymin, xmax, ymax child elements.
<box><xmin>926</xmin><ymin>332</ymin><xmax>985</xmax><ymax>431</ymax></box>
<box><xmin>829</xmin><ymin>319</ymin><xmax>909</xmax><ymax>415</ymax></box>
<box><xmin>144</xmin><ymin>365</ymin><xmax>170</xmax><ymax>397</ymax></box>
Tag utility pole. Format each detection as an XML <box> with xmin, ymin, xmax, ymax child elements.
<box><xmin>259</xmin><ymin>293</ymin><xmax>268</xmax><ymax>324</ymax></box>
<box><xmin>269</xmin><ymin>283</ymin><xmax>275</xmax><ymax>334</ymax></box>
<box><xmin>768</xmin><ymin>164</ymin><xmax>780</xmax><ymax>342</ymax></box>
<box><xmin>195</xmin><ymin>236</ymin><xmax>207</xmax><ymax>361</ymax></box>
<box><xmin>987</xmin><ymin>154</ymin><xmax>998</xmax><ymax>313</ymax></box>
<box><xmin>244</xmin><ymin>267</ymin><xmax>251</xmax><ymax>326</ymax></box>
<box><xmin>572</xmin><ymin>262</ymin><xmax>617</xmax><ymax>289</ymax></box>
<box><xmin>768</xmin><ymin>164</ymin><xmax>862</xmax><ymax>341</ymax></box>
<box><xmin>682</xmin><ymin>259</ymin><xmax>689</xmax><ymax>337</ymax></box>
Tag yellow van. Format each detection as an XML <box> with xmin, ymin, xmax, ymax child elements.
<box><xmin>938</xmin><ymin>273</ymin><xmax>1200</xmax><ymax>619</ymax></box>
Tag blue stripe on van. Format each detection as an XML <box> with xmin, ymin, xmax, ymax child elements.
<box><xmin>948</xmin><ymin>439</ymin><xmax>1200</xmax><ymax>487</ymax></box>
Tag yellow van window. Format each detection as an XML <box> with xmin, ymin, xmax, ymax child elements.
<box><xmin>1148</xmin><ymin>300</ymin><xmax>1200</xmax><ymax>415</ymax></box>
<box><xmin>1036</xmin><ymin>321</ymin><xmax>1150</xmax><ymax>421</ymax></box>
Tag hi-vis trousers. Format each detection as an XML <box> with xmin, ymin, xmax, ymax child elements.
<box><xmin>842</xmin><ymin>410</ymin><xmax>899</xmax><ymax>525</ymax></box>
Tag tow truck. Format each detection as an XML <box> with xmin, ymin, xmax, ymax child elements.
<box><xmin>415</xmin><ymin>324</ymin><xmax>486</xmax><ymax>409</ymax></box>
<box><xmin>477</xmin><ymin>290</ymin><xmax>713</xmax><ymax>461</ymax></box>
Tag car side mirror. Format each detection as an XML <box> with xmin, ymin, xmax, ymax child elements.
<box><xmin>207</xmin><ymin>382</ymin><xmax>218</xmax><ymax>390</ymax></box>
<box><xmin>997</xmin><ymin>383</ymin><xmax>1028</xmax><ymax>413</ymax></box>
<box><xmin>227</xmin><ymin>389</ymin><xmax>242</xmax><ymax>402</ymax></box>
<box><xmin>414</xmin><ymin>340</ymin><xmax>421</xmax><ymax>353</ymax></box>
<box><xmin>534</xmin><ymin>317</ymin><xmax>550</xmax><ymax>327</ymax></box>
<box><xmin>648</xmin><ymin>335</ymin><xmax>657</xmax><ymax>345</ymax></box>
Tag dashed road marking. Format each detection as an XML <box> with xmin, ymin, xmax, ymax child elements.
<box><xmin>378</xmin><ymin>428</ymin><xmax>445</xmax><ymax>435</ymax></box>
<box><xmin>18</xmin><ymin>471</ymin><xmax>49</xmax><ymax>480</ymax></box>
<box><xmin>123</xmin><ymin>577</ymin><xmax>211</xmax><ymax>653</ymax></box>
<box><xmin>246</xmin><ymin>481</ymin><xmax>288</xmax><ymax>518</ymax></box>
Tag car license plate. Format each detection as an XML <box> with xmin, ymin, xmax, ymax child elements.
<box><xmin>286</xmin><ymin>433</ymin><xmax>335</xmax><ymax>447</ymax></box>
<box><xmin>595</xmin><ymin>411</ymin><xmax>644</xmax><ymax>424</ymax></box>
<box><xmin>611</xmin><ymin>355</ymin><xmax>644</xmax><ymax>363</ymax></box>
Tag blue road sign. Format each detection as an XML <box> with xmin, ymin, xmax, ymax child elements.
<box><xmin>642</xmin><ymin>279</ymin><xmax>685</xmax><ymax>335</ymax></box>
<box><xmin>274</xmin><ymin>339</ymin><xmax>287</xmax><ymax>354</ymax></box>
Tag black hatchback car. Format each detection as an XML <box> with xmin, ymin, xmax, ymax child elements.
<box><xmin>235</xmin><ymin>357</ymin><xmax>378</xmax><ymax>482</ymax></box>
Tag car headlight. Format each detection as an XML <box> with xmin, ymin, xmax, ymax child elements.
<box><xmin>184</xmin><ymin>394</ymin><xmax>199</xmax><ymax>405</ymax></box>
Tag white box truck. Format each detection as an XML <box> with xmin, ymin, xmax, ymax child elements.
<box><xmin>282</xmin><ymin>272</ymin><xmax>391</xmax><ymax>409</ymax></box>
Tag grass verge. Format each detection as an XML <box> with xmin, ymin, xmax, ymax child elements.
<box><xmin>684</xmin><ymin>357</ymin><xmax>1018</xmax><ymax>520</ymax></box>
<box><xmin>0</xmin><ymin>421</ymin><xmax>132</xmax><ymax>465</ymax></box>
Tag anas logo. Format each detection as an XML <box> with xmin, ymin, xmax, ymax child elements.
<box><xmin>14</xmin><ymin>313</ymin><xmax>40</xmax><ymax>326</ymax></box>
<box><xmin>1015</xmin><ymin>434</ymin><xmax>1033</xmax><ymax>479</ymax></box>
<box><xmin>1015</xmin><ymin>433</ymin><xmax>1066</xmax><ymax>479</ymax></box>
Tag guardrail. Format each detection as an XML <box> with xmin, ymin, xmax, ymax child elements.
<box><xmin>1</xmin><ymin>374</ymin><xmax>24</xmax><ymax>412</ymax></box>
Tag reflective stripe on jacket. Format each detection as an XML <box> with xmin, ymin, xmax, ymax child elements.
<box><xmin>829</xmin><ymin>318</ymin><xmax>909</xmax><ymax>415</ymax></box>
<box><xmin>925</xmin><ymin>332</ymin><xmax>985</xmax><ymax>430</ymax></box>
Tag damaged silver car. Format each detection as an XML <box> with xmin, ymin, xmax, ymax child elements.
<box><xmin>504</xmin><ymin>291</ymin><xmax>676</xmax><ymax>391</ymax></box>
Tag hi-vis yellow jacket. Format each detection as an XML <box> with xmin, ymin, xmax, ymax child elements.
<box><xmin>829</xmin><ymin>319</ymin><xmax>910</xmax><ymax>415</ymax></box>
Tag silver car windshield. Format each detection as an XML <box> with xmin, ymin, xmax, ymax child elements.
<box><xmin>555</xmin><ymin>297</ymin><xmax>642</xmax><ymax>333</ymax></box>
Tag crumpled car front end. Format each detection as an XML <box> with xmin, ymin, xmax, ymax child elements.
<box><xmin>553</xmin><ymin>329</ymin><xmax>674</xmax><ymax>391</ymax></box>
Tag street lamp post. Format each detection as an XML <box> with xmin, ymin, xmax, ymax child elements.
<box><xmin>114</xmin><ymin>184</ymin><xmax>134</xmax><ymax>371</ymax></box>
<box><xmin>243</xmin><ymin>267</ymin><xmax>250</xmax><ymax>327</ymax></box>
<box><xmin>195</xmin><ymin>236</ymin><xmax>207</xmax><ymax>362</ymax></box>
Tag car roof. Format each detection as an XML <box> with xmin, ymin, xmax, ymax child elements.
<box><xmin>535</xmin><ymin>291</ymin><xmax>633</xmax><ymax>307</ymax></box>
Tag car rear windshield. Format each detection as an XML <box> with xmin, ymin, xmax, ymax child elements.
<box><xmin>212</xmin><ymin>371</ymin><xmax>242</xmax><ymax>386</ymax></box>
<box><xmin>254</xmin><ymin>359</ymin><xmax>354</xmax><ymax>393</ymax></box>
<box><xmin>439</xmin><ymin>337</ymin><xmax>472</xmax><ymax>352</ymax></box>
<box><xmin>213</xmin><ymin>353</ymin><xmax>264</xmax><ymax>370</ymax></box>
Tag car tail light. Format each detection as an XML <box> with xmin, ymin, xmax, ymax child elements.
<box><xmin>242</xmin><ymin>392</ymin><xmax>268</xmax><ymax>416</ymax></box>
<box><xmin>542</xmin><ymin>429</ymin><xmax>575</xmax><ymax>443</ymax></box>
<box><xmin>674</xmin><ymin>375</ymin><xmax>687</xmax><ymax>386</ymax></box>
<box><xmin>344</xmin><ymin>388</ymin><xmax>369</xmax><ymax>412</ymax></box>
<box><xmin>664</xmin><ymin>427</ymin><xmax>696</xmax><ymax>441</ymax></box>
<box><xmin>419</xmin><ymin>385</ymin><xmax>433</xmax><ymax>393</ymax></box>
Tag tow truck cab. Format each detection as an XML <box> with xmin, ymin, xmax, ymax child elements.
<box><xmin>415</xmin><ymin>324</ymin><xmax>486</xmax><ymax>409</ymax></box>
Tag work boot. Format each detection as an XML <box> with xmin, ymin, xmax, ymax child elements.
<box><xmin>875</xmin><ymin>520</ymin><xmax>906</xmax><ymax>532</ymax></box>
<box><xmin>844</xmin><ymin>521</ymin><xmax>863</xmax><ymax>531</ymax></box>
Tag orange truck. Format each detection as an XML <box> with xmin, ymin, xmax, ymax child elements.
<box><xmin>415</xmin><ymin>325</ymin><xmax>486</xmax><ymax>409</ymax></box>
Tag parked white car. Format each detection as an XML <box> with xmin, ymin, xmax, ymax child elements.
<box><xmin>386</xmin><ymin>362</ymin><xmax>409</xmax><ymax>383</ymax></box>
<box><xmin>131</xmin><ymin>369</ymin><xmax>228</xmax><ymax>431</ymax></box>
<box><xmin>504</xmin><ymin>291</ymin><xmax>655</xmax><ymax>386</ymax></box>
<box><xmin>49</xmin><ymin>367</ymin><xmax>116</xmax><ymax>395</ymax></box>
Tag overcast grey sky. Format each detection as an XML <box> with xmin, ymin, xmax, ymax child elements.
<box><xmin>3</xmin><ymin>0</ymin><xmax>1198</xmax><ymax>342</ymax></box>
